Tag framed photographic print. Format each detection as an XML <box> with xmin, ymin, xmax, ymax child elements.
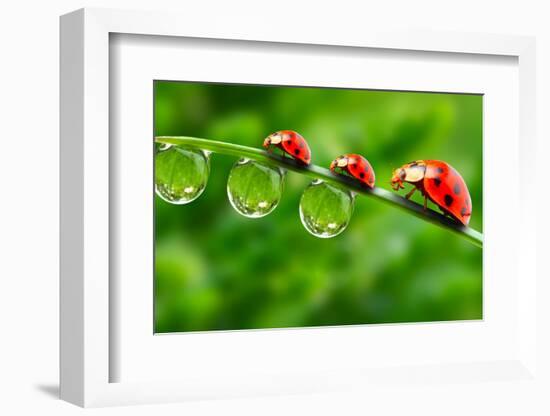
<box><xmin>152</xmin><ymin>81</ymin><xmax>483</xmax><ymax>336</ymax></box>
<box><xmin>60</xmin><ymin>8</ymin><xmax>540</xmax><ymax>408</ymax></box>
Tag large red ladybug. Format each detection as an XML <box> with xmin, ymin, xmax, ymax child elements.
<box><xmin>263</xmin><ymin>130</ymin><xmax>311</xmax><ymax>165</ymax></box>
<box><xmin>391</xmin><ymin>160</ymin><xmax>472</xmax><ymax>225</ymax></box>
<box><xmin>330</xmin><ymin>153</ymin><xmax>375</xmax><ymax>189</ymax></box>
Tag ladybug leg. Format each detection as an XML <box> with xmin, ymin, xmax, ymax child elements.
<box><xmin>405</xmin><ymin>187</ymin><xmax>417</xmax><ymax>199</ymax></box>
<box><xmin>423</xmin><ymin>196</ymin><xmax>428</xmax><ymax>210</ymax></box>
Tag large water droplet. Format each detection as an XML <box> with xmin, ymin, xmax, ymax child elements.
<box><xmin>299</xmin><ymin>180</ymin><xmax>354</xmax><ymax>238</ymax></box>
<box><xmin>227</xmin><ymin>159</ymin><xmax>284</xmax><ymax>218</ymax></box>
<box><xmin>155</xmin><ymin>146</ymin><xmax>210</xmax><ymax>204</ymax></box>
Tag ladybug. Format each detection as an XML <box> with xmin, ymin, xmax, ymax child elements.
<box><xmin>263</xmin><ymin>130</ymin><xmax>311</xmax><ymax>165</ymax></box>
<box><xmin>330</xmin><ymin>153</ymin><xmax>375</xmax><ymax>189</ymax></box>
<box><xmin>391</xmin><ymin>160</ymin><xmax>472</xmax><ymax>225</ymax></box>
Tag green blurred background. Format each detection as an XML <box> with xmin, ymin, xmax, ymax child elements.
<box><xmin>154</xmin><ymin>81</ymin><xmax>483</xmax><ymax>333</ymax></box>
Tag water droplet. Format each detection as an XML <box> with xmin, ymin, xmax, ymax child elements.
<box><xmin>227</xmin><ymin>159</ymin><xmax>284</xmax><ymax>218</ymax></box>
<box><xmin>158</xmin><ymin>143</ymin><xmax>172</xmax><ymax>151</ymax></box>
<box><xmin>299</xmin><ymin>180</ymin><xmax>354</xmax><ymax>238</ymax></box>
<box><xmin>155</xmin><ymin>146</ymin><xmax>210</xmax><ymax>204</ymax></box>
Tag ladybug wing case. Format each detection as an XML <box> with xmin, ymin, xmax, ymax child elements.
<box><xmin>351</xmin><ymin>155</ymin><xmax>375</xmax><ymax>188</ymax></box>
<box><xmin>359</xmin><ymin>157</ymin><xmax>375</xmax><ymax>188</ymax></box>
<box><xmin>423</xmin><ymin>160</ymin><xmax>472</xmax><ymax>225</ymax></box>
<box><xmin>280</xmin><ymin>131</ymin><xmax>311</xmax><ymax>164</ymax></box>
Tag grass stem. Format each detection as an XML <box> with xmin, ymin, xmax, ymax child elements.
<box><xmin>156</xmin><ymin>136</ymin><xmax>483</xmax><ymax>248</ymax></box>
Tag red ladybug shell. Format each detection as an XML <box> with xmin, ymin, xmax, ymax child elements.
<box><xmin>264</xmin><ymin>130</ymin><xmax>311</xmax><ymax>165</ymax></box>
<box><xmin>330</xmin><ymin>153</ymin><xmax>375</xmax><ymax>188</ymax></box>
<box><xmin>422</xmin><ymin>160</ymin><xmax>472</xmax><ymax>225</ymax></box>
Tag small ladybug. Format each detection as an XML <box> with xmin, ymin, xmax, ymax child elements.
<box><xmin>330</xmin><ymin>154</ymin><xmax>375</xmax><ymax>189</ymax></box>
<box><xmin>391</xmin><ymin>160</ymin><xmax>472</xmax><ymax>225</ymax></box>
<box><xmin>263</xmin><ymin>130</ymin><xmax>311</xmax><ymax>165</ymax></box>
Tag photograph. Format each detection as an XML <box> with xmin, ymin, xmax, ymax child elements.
<box><xmin>3</xmin><ymin>1</ymin><xmax>540</xmax><ymax>413</ymax></box>
<box><xmin>154</xmin><ymin>81</ymin><xmax>483</xmax><ymax>333</ymax></box>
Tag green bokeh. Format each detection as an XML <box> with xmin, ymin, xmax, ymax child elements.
<box><xmin>154</xmin><ymin>81</ymin><xmax>483</xmax><ymax>333</ymax></box>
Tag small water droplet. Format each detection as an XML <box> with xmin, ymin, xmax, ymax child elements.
<box><xmin>227</xmin><ymin>160</ymin><xmax>284</xmax><ymax>218</ymax></box>
<box><xmin>155</xmin><ymin>146</ymin><xmax>210</xmax><ymax>204</ymax></box>
<box><xmin>299</xmin><ymin>181</ymin><xmax>354</xmax><ymax>238</ymax></box>
<box><xmin>158</xmin><ymin>143</ymin><xmax>172</xmax><ymax>151</ymax></box>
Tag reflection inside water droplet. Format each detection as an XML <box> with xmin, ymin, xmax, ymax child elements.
<box><xmin>155</xmin><ymin>146</ymin><xmax>210</xmax><ymax>204</ymax></box>
<box><xmin>227</xmin><ymin>159</ymin><xmax>284</xmax><ymax>218</ymax></box>
<box><xmin>299</xmin><ymin>180</ymin><xmax>354</xmax><ymax>238</ymax></box>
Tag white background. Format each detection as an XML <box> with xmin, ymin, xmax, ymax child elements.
<box><xmin>1</xmin><ymin>0</ymin><xmax>549</xmax><ymax>415</ymax></box>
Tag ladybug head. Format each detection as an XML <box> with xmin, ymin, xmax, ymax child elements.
<box><xmin>391</xmin><ymin>161</ymin><xmax>427</xmax><ymax>190</ymax></box>
<box><xmin>391</xmin><ymin>168</ymin><xmax>406</xmax><ymax>190</ymax></box>
<box><xmin>329</xmin><ymin>155</ymin><xmax>348</xmax><ymax>172</ymax></box>
<box><xmin>263</xmin><ymin>132</ymin><xmax>283</xmax><ymax>149</ymax></box>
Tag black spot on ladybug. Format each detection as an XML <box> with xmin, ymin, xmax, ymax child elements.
<box><xmin>294</xmin><ymin>149</ymin><xmax>300</xmax><ymax>156</ymax></box>
<box><xmin>437</xmin><ymin>167</ymin><xmax>444</xmax><ymax>174</ymax></box>
<box><xmin>453</xmin><ymin>183</ymin><xmax>461</xmax><ymax>195</ymax></box>
<box><xmin>461</xmin><ymin>206</ymin><xmax>468</xmax><ymax>216</ymax></box>
<box><xmin>359</xmin><ymin>172</ymin><xmax>365</xmax><ymax>179</ymax></box>
<box><xmin>444</xmin><ymin>194</ymin><xmax>454</xmax><ymax>207</ymax></box>
<box><xmin>433</xmin><ymin>177</ymin><xmax>441</xmax><ymax>187</ymax></box>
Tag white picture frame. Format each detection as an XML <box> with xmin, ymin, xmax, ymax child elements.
<box><xmin>60</xmin><ymin>7</ymin><xmax>538</xmax><ymax>408</ymax></box>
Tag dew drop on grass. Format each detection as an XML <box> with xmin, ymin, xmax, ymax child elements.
<box><xmin>155</xmin><ymin>146</ymin><xmax>210</xmax><ymax>204</ymax></box>
<box><xmin>227</xmin><ymin>159</ymin><xmax>284</xmax><ymax>218</ymax></box>
<box><xmin>299</xmin><ymin>179</ymin><xmax>354</xmax><ymax>238</ymax></box>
